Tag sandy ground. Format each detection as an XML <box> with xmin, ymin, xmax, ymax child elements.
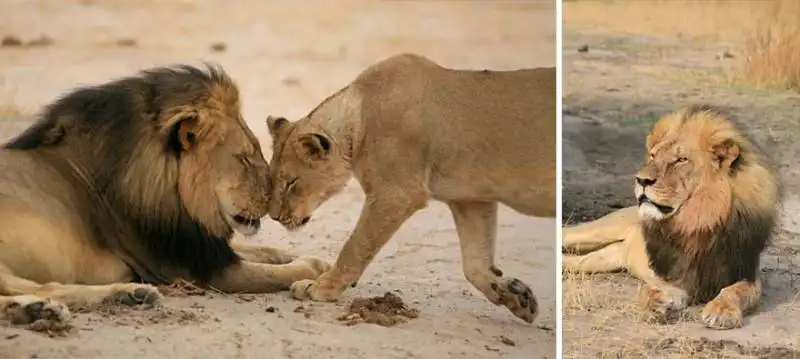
<box><xmin>562</xmin><ymin>2</ymin><xmax>800</xmax><ymax>358</ymax></box>
<box><xmin>0</xmin><ymin>1</ymin><xmax>556</xmax><ymax>358</ymax></box>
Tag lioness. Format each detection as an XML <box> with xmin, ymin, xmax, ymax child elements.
<box><xmin>265</xmin><ymin>53</ymin><xmax>555</xmax><ymax>324</ymax></box>
<box><xmin>563</xmin><ymin>105</ymin><xmax>779</xmax><ymax>330</ymax></box>
<box><xmin>0</xmin><ymin>64</ymin><xmax>329</xmax><ymax>331</ymax></box>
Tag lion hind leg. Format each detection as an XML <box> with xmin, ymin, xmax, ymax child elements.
<box><xmin>701</xmin><ymin>279</ymin><xmax>761</xmax><ymax>330</ymax></box>
<box><xmin>562</xmin><ymin>206</ymin><xmax>640</xmax><ymax>252</ymax></box>
<box><xmin>448</xmin><ymin>200</ymin><xmax>537</xmax><ymax>324</ymax></box>
<box><xmin>1</xmin><ymin>272</ymin><xmax>161</xmax><ymax>312</ymax></box>
<box><xmin>563</xmin><ymin>241</ymin><xmax>626</xmax><ymax>273</ymax></box>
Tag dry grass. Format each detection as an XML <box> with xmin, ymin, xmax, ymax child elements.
<box><xmin>563</xmin><ymin>0</ymin><xmax>760</xmax><ymax>42</ymax></box>
<box><xmin>563</xmin><ymin>269</ymin><xmax>800</xmax><ymax>358</ymax></box>
<box><xmin>740</xmin><ymin>1</ymin><xmax>800</xmax><ymax>90</ymax></box>
<box><xmin>565</xmin><ymin>0</ymin><xmax>800</xmax><ymax>90</ymax></box>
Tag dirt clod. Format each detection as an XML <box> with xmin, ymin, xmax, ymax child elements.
<box><xmin>336</xmin><ymin>292</ymin><xmax>420</xmax><ymax>327</ymax></box>
<box><xmin>1</xmin><ymin>35</ymin><xmax>23</xmax><ymax>47</ymax></box>
<box><xmin>484</xmin><ymin>345</ymin><xmax>500</xmax><ymax>352</ymax></box>
<box><xmin>499</xmin><ymin>335</ymin><xmax>516</xmax><ymax>346</ymax></box>
<box><xmin>116</xmin><ymin>38</ymin><xmax>137</xmax><ymax>47</ymax></box>
<box><xmin>27</xmin><ymin>36</ymin><xmax>54</xmax><ymax>47</ymax></box>
<box><xmin>265</xmin><ymin>306</ymin><xmax>277</xmax><ymax>313</ymax></box>
<box><xmin>209</xmin><ymin>42</ymin><xmax>226</xmax><ymax>52</ymax></box>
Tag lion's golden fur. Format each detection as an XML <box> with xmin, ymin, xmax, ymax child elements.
<box><xmin>265</xmin><ymin>53</ymin><xmax>556</xmax><ymax>324</ymax></box>
<box><xmin>0</xmin><ymin>64</ymin><xmax>329</xmax><ymax>331</ymax></box>
<box><xmin>562</xmin><ymin>105</ymin><xmax>779</xmax><ymax>329</ymax></box>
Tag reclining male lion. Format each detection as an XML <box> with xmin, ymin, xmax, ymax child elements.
<box><xmin>0</xmin><ymin>64</ymin><xmax>329</xmax><ymax>331</ymax></box>
<box><xmin>562</xmin><ymin>105</ymin><xmax>779</xmax><ymax>330</ymax></box>
<box><xmin>264</xmin><ymin>53</ymin><xmax>556</xmax><ymax>324</ymax></box>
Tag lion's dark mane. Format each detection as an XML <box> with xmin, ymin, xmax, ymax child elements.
<box><xmin>3</xmin><ymin>64</ymin><xmax>242</xmax><ymax>284</ymax></box>
<box><xmin>643</xmin><ymin>204</ymin><xmax>774</xmax><ymax>303</ymax></box>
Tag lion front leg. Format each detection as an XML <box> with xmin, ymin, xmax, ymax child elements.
<box><xmin>448</xmin><ymin>200</ymin><xmax>537</xmax><ymax>324</ymax></box>
<box><xmin>0</xmin><ymin>272</ymin><xmax>160</xmax><ymax>331</ymax></box>
<box><xmin>209</xmin><ymin>256</ymin><xmax>332</xmax><ymax>293</ymax></box>
<box><xmin>626</xmin><ymin>238</ymin><xmax>690</xmax><ymax>324</ymax></box>
<box><xmin>289</xmin><ymin>190</ymin><xmax>426</xmax><ymax>302</ymax></box>
<box><xmin>230</xmin><ymin>241</ymin><xmax>297</xmax><ymax>264</ymax></box>
<box><xmin>701</xmin><ymin>279</ymin><xmax>761</xmax><ymax>330</ymax></box>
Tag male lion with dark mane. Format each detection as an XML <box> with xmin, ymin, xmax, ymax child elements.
<box><xmin>0</xmin><ymin>64</ymin><xmax>329</xmax><ymax>331</ymax></box>
<box><xmin>562</xmin><ymin>105</ymin><xmax>779</xmax><ymax>330</ymax></box>
<box><xmin>265</xmin><ymin>53</ymin><xmax>555</xmax><ymax>324</ymax></box>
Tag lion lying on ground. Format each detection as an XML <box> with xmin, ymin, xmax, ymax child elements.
<box><xmin>264</xmin><ymin>53</ymin><xmax>556</xmax><ymax>324</ymax></box>
<box><xmin>562</xmin><ymin>105</ymin><xmax>779</xmax><ymax>330</ymax></box>
<box><xmin>0</xmin><ymin>64</ymin><xmax>329</xmax><ymax>331</ymax></box>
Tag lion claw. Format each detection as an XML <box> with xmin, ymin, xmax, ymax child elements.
<box><xmin>701</xmin><ymin>299</ymin><xmax>743</xmax><ymax>330</ymax></box>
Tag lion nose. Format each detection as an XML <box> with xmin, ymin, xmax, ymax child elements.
<box><xmin>636</xmin><ymin>176</ymin><xmax>656</xmax><ymax>187</ymax></box>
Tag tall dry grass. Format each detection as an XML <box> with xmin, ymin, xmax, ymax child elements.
<box><xmin>740</xmin><ymin>0</ymin><xmax>800</xmax><ymax>90</ymax></box>
<box><xmin>564</xmin><ymin>0</ymin><xmax>800</xmax><ymax>91</ymax></box>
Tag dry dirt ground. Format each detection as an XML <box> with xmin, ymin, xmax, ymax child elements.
<box><xmin>562</xmin><ymin>1</ymin><xmax>800</xmax><ymax>358</ymax></box>
<box><xmin>0</xmin><ymin>1</ymin><xmax>555</xmax><ymax>358</ymax></box>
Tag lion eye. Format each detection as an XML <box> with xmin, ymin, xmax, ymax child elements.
<box><xmin>285</xmin><ymin>178</ymin><xmax>298</xmax><ymax>191</ymax></box>
<box><xmin>677</xmin><ymin>157</ymin><xmax>688</xmax><ymax>163</ymax></box>
<box><xmin>237</xmin><ymin>154</ymin><xmax>251</xmax><ymax>167</ymax></box>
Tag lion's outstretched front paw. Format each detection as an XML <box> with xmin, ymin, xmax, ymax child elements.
<box><xmin>4</xmin><ymin>295</ymin><xmax>72</xmax><ymax>332</ymax></box>
<box><xmin>702</xmin><ymin>298</ymin><xmax>743</xmax><ymax>330</ymax></box>
<box><xmin>637</xmin><ymin>285</ymin><xmax>686</xmax><ymax>324</ymax></box>
<box><xmin>109</xmin><ymin>284</ymin><xmax>162</xmax><ymax>308</ymax></box>
<box><xmin>490</xmin><ymin>278</ymin><xmax>538</xmax><ymax>324</ymax></box>
<box><xmin>289</xmin><ymin>275</ymin><xmax>344</xmax><ymax>302</ymax></box>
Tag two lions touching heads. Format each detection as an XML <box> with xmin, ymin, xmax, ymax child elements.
<box><xmin>0</xmin><ymin>53</ymin><xmax>556</xmax><ymax>331</ymax></box>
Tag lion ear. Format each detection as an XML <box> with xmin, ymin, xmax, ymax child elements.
<box><xmin>266</xmin><ymin>116</ymin><xmax>291</xmax><ymax>138</ymax></box>
<box><xmin>712</xmin><ymin>138</ymin><xmax>740</xmax><ymax>169</ymax></box>
<box><xmin>177</xmin><ymin>117</ymin><xmax>200</xmax><ymax>151</ymax></box>
<box><xmin>163</xmin><ymin>107</ymin><xmax>200</xmax><ymax>152</ymax></box>
<box><xmin>297</xmin><ymin>132</ymin><xmax>332</xmax><ymax>161</ymax></box>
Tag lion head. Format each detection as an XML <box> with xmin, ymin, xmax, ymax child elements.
<box><xmin>264</xmin><ymin>111</ymin><xmax>353</xmax><ymax>231</ymax></box>
<box><xmin>634</xmin><ymin>105</ymin><xmax>778</xmax><ymax>236</ymax></box>
<box><xmin>124</xmin><ymin>65</ymin><xmax>271</xmax><ymax>238</ymax></box>
<box><xmin>4</xmin><ymin>64</ymin><xmax>271</xmax><ymax>283</ymax></box>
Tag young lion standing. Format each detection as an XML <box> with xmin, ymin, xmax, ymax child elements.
<box><xmin>265</xmin><ymin>53</ymin><xmax>555</xmax><ymax>323</ymax></box>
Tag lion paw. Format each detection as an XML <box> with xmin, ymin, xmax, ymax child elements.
<box><xmin>702</xmin><ymin>298</ymin><xmax>743</xmax><ymax>330</ymax></box>
<box><xmin>109</xmin><ymin>284</ymin><xmax>162</xmax><ymax>308</ymax></box>
<box><xmin>289</xmin><ymin>277</ymin><xmax>343</xmax><ymax>302</ymax></box>
<box><xmin>4</xmin><ymin>295</ymin><xmax>72</xmax><ymax>332</ymax></box>
<box><xmin>490</xmin><ymin>278</ymin><xmax>538</xmax><ymax>324</ymax></box>
<box><xmin>291</xmin><ymin>256</ymin><xmax>333</xmax><ymax>279</ymax></box>
<box><xmin>638</xmin><ymin>285</ymin><xmax>686</xmax><ymax>324</ymax></box>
